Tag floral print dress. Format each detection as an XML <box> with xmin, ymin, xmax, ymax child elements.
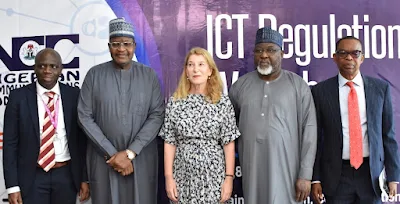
<box><xmin>159</xmin><ymin>94</ymin><xmax>240</xmax><ymax>203</ymax></box>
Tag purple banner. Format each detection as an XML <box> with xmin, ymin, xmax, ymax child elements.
<box><xmin>116</xmin><ymin>1</ymin><xmax>400</xmax><ymax>203</ymax></box>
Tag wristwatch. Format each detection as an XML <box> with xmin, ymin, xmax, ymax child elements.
<box><xmin>126</xmin><ymin>149</ymin><xmax>136</xmax><ymax>160</ymax></box>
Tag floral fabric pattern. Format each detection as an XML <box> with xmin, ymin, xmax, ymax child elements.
<box><xmin>159</xmin><ymin>94</ymin><xmax>240</xmax><ymax>204</ymax></box>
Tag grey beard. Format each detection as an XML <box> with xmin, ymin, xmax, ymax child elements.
<box><xmin>257</xmin><ymin>65</ymin><xmax>273</xmax><ymax>75</ymax></box>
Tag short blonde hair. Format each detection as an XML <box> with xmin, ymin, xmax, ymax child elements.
<box><xmin>173</xmin><ymin>47</ymin><xmax>223</xmax><ymax>104</ymax></box>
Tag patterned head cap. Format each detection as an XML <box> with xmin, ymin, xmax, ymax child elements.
<box><xmin>255</xmin><ymin>27</ymin><xmax>283</xmax><ymax>48</ymax></box>
<box><xmin>109</xmin><ymin>17</ymin><xmax>134</xmax><ymax>39</ymax></box>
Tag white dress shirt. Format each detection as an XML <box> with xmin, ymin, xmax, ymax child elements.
<box><xmin>338</xmin><ymin>72</ymin><xmax>369</xmax><ymax>159</ymax></box>
<box><xmin>7</xmin><ymin>82</ymin><xmax>71</xmax><ymax>194</ymax></box>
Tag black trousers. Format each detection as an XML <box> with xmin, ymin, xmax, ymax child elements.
<box><xmin>326</xmin><ymin>158</ymin><xmax>381</xmax><ymax>204</ymax></box>
<box><xmin>23</xmin><ymin>164</ymin><xmax>77</xmax><ymax>204</ymax></box>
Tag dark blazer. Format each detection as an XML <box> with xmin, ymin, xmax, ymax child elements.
<box><xmin>3</xmin><ymin>82</ymin><xmax>87</xmax><ymax>197</ymax></box>
<box><xmin>311</xmin><ymin>75</ymin><xmax>400</xmax><ymax>196</ymax></box>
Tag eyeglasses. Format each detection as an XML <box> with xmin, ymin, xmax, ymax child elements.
<box><xmin>254</xmin><ymin>48</ymin><xmax>280</xmax><ymax>55</ymax></box>
<box><xmin>335</xmin><ymin>50</ymin><xmax>362</xmax><ymax>59</ymax></box>
<box><xmin>108</xmin><ymin>42</ymin><xmax>135</xmax><ymax>49</ymax></box>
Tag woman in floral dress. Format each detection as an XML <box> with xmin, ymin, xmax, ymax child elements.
<box><xmin>159</xmin><ymin>47</ymin><xmax>240</xmax><ymax>203</ymax></box>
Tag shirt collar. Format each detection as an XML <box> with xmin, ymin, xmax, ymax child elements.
<box><xmin>338</xmin><ymin>72</ymin><xmax>363</xmax><ymax>88</ymax></box>
<box><xmin>36</xmin><ymin>81</ymin><xmax>61</xmax><ymax>96</ymax></box>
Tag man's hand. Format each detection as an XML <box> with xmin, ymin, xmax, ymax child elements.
<box><xmin>8</xmin><ymin>192</ymin><xmax>22</xmax><ymax>204</ymax></box>
<box><xmin>106</xmin><ymin>151</ymin><xmax>134</xmax><ymax>176</ymax></box>
<box><xmin>295</xmin><ymin>178</ymin><xmax>311</xmax><ymax>202</ymax></box>
<box><xmin>311</xmin><ymin>183</ymin><xmax>324</xmax><ymax>204</ymax></box>
<box><xmin>79</xmin><ymin>182</ymin><xmax>90</xmax><ymax>202</ymax></box>
<box><xmin>388</xmin><ymin>182</ymin><xmax>398</xmax><ymax>200</ymax></box>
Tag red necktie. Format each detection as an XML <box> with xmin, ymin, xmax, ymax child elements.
<box><xmin>346</xmin><ymin>81</ymin><xmax>363</xmax><ymax>169</ymax></box>
<box><xmin>38</xmin><ymin>91</ymin><xmax>56</xmax><ymax>172</ymax></box>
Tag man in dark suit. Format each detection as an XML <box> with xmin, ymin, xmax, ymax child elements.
<box><xmin>3</xmin><ymin>48</ymin><xmax>90</xmax><ymax>204</ymax></box>
<box><xmin>311</xmin><ymin>36</ymin><xmax>400</xmax><ymax>204</ymax></box>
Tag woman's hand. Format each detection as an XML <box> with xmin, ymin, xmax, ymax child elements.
<box><xmin>220</xmin><ymin>177</ymin><xmax>234</xmax><ymax>203</ymax></box>
<box><xmin>165</xmin><ymin>176</ymin><xmax>179</xmax><ymax>202</ymax></box>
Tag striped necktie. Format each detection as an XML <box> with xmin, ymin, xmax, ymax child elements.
<box><xmin>38</xmin><ymin>91</ymin><xmax>56</xmax><ymax>172</ymax></box>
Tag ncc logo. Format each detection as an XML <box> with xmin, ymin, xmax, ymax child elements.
<box><xmin>0</xmin><ymin>34</ymin><xmax>80</xmax><ymax>71</ymax></box>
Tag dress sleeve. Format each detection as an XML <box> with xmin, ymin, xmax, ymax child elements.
<box><xmin>159</xmin><ymin>97</ymin><xmax>177</xmax><ymax>145</ymax></box>
<box><xmin>220</xmin><ymin>96</ymin><xmax>241</xmax><ymax>145</ymax></box>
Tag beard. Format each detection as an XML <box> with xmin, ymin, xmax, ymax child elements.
<box><xmin>257</xmin><ymin>65</ymin><xmax>273</xmax><ymax>75</ymax></box>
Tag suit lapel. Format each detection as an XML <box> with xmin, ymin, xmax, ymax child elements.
<box><xmin>362</xmin><ymin>75</ymin><xmax>373</xmax><ymax>114</ymax></box>
<box><xmin>362</xmin><ymin>76</ymin><xmax>374</xmax><ymax>144</ymax></box>
<box><xmin>60</xmin><ymin>83</ymin><xmax>72</xmax><ymax>140</ymax></box>
<box><xmin>328</xmin><ymin>76</ymin><xmax>344</xmax><ymax>147</ymax></box>
<box><xmin>27</xmin><ymin>83</ymin><xmax>40</xmax><ymax>142</ymax></box>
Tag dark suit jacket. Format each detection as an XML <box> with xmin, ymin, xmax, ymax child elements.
<box><xmin>311</xmin><ymin>75</ymin><xmax>400</xmax><ymax>196</ymax></box>
<box><xmin>3</xmin><ymin>82</ymin><xmax>87</xmax><ymax>197</ymax></box>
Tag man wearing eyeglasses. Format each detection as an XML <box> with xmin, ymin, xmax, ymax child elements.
<box><xmin>78</xmin><ymin>18</ymin><xmax>164</xmax><ymax>204</ymax></box>
<box><xmin>228</xmin><ymin>27</ymin><xmax>317</xmax><ymax>204</ymax></box>
<box><xmin>311</xmin><ymin>36</ymin><xmax>400</xmax><ymax>204</ymax></box>
<box><xmin>3</xmin><ymin>48</ymin><xmax>89</xmax><ymax>204</ymax></box>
